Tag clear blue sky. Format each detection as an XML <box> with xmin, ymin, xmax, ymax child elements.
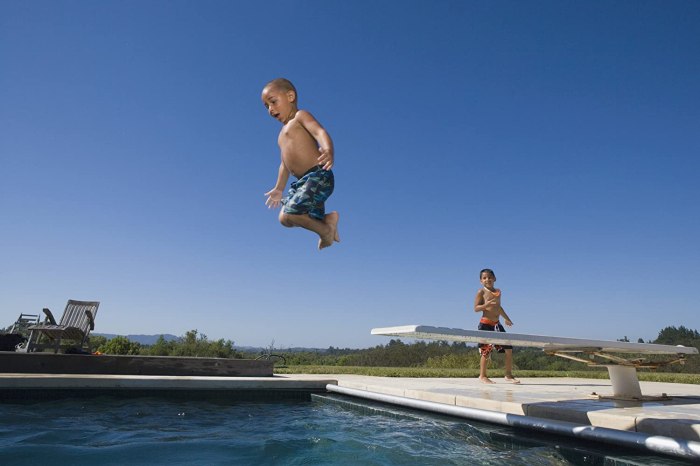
<box><xmin>2</xmin><ymin>1</ymin><xmax>698</xmax><ymax>349</ymax></box>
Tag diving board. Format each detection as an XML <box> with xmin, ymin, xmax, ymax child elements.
<box><xmin>371</xmin><ymin>325</ymin><xmax>699</xmax><ymax>400</ymax></box>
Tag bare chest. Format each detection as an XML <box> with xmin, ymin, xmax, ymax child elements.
<box><xmin>278</xmin><ymin>121</ymin><xmax>314</xmax><ymax>148</ymax></box>
<box><xmin>277</xmin><ymin>122</ymin><xmax>320</xmax><ymax>176</ymax></box>
<box><xmin>483</xmin><ymin>288</ymin><xmax>501</xmax><ymax>303</ymax></box>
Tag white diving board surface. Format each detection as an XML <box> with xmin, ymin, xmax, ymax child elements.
<box><xmin>371</xmin><ymin>325</ymin><xmax>698</xmax><ymax>400</ymax></box>
<box><xmin>371</xmin><ymin>325</ymin><xmax>698</xmax><ymax>355</ymax></box>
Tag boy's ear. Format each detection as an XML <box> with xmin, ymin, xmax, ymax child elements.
<box><xmin>286</xmin><ymin>90</ymin><xmax>297</xmax><ymax>103</ymax></box>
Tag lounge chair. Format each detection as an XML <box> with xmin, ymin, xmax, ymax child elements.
<box><xmin>10</xmin><ymin>313</ymin><xmax>40</xmax><ymax>335</ymax></box>
<box><xmin>1</xmin><ymin>313</ymin><xmax>41</xmax><ymax>351</ymax></box>
<box><xmin>25</xmin><ymin>300</ymin><xmax>100</xmax><ymax>353</ymax></box>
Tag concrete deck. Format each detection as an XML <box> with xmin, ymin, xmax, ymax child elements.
<box><xmin>298</xmin><ymin>374</ymin><xmax>700</xmax><ymax>443</ymax></box>
<box><xmin>2</xmin><ymin>372</ymin><xmax>699</xmax><ymax>443</ymax></box>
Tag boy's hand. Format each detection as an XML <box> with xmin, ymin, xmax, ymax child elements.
<box><xmin>484</xmin><ymin>298</ymin><xmax>499</xmax><ymax>310</ymax></box>
<box><xmin>264</xmin><ymin>188</ymin><xmax>284</xmax><ymax>208</ymax></box>
<box><xmin>504</xmin><ymin>318</ymin><xmax>513</xmax><ymax>327</ymax></box>
<box><xmin>318</xmin><ymin>147</ymin><xmax>334</xmax><ymax>170</ymax></box>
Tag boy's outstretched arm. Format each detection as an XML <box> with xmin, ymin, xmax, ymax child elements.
<box><xmin>296</xmin><ymin>110</ymin><xmax>334</xmax><ymax>170</ymax></box>
<box><xmin>499</xmin><ymin>307</ymin><xmax>514</xmax><ymax>326</ymax></box>
<box><xmin>265</xmin><ymin>162</ymin><xmax>289</xmax><ymax>208</ymax></box>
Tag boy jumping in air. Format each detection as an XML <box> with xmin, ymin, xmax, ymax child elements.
<box><xmin>474</xmin><ymin>268</ymin><xmax>520</xmax><ymax>384</ymax></box>
<box><xmin>261</xmin><ymin>78</ymin><xmax>339</xmax><ymax>250</ymax></box>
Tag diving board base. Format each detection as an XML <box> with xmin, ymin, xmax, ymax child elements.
<box><xmin>545</xmin><ymin>351</ymin><xmax>668</xmax><ymax>400</ymax></box>
<box><xmin>594</xmin><ymin>365</ymin><xmax>667</xmax><ymax>401</ymax></box>
<box><xmin>608</xmin><ymin>365</ymin><xmax>641</xmax><ymax>400</ymax></box>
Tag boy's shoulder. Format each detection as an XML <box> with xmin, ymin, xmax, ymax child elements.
<box><xmin>294</xmin><ymin>109</ymin><xmax>316</xmax><ymax>122</ymax></box>
<box><xmin>285</xmin><ymin>109</ymin><xmax>310</xmax><ymax>127</ymax></box>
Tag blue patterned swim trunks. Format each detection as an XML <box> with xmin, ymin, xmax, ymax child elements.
<box><xmin>282</xmin><ymin>165</ymin><xmax>334</xmax><ymax>220</ymax></box>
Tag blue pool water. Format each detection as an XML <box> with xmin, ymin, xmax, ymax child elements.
<box><xmin>0</xmin><ymin>394</ymin><xmax>689</xmax><ymax>465</ymax></box>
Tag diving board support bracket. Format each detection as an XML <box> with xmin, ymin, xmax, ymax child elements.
<box><xmin>546</xmin><ymin>350</ymin><xmax>647</xmax><ymax>399</ymax></box>
<box><xmin>544</xmin><ymin>349</ymin><xmax>685</xmax><ymax>401</ymax></box>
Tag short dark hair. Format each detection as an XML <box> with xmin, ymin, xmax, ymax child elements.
<box><xmin>480</xmin><ymin>268</ymin><xmax>496</xmax><ymax>279</ymax></box>
<box><xmin>263</xmin><ymin>78</ymin><xmax>297</xmax><ymax>101</ymax></box>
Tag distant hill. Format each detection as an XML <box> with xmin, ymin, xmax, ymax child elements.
<box><xmin>239</xmin><ymin>346</ymin><xmax>332</xmax><ymax>353</ymax></box>
<box><xmin>93</xmin><ymin>333</ymin><xmax>180</xmax><ymax>345</ymax></box>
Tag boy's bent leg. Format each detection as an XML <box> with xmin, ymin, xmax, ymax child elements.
<box><xmin>278</xmin><ymin>210</ymin><xmax>294</xmax><ymax>227</ymax></box>
<box><xmin>504</xmin><ymin>349</ymin><xmax>520</xmax><ymax>384</ymax></box>
<box><xmin>318</xmin><ymin>211</ymin><xmax>339</xmax><ymax>248</ymax></box>
<box><xmin>279</xmin><ymin>212</ymin><xmax>336</xmax><ymax>249</ymax></box>
<box><xmin>325</xmin><ymin>211</ymin><xmax>340</xmax><ymax>243</ymax></box>
<box><xmin>479</xmin><ymin>353</ymin><xmax>494</xmax><ymax>384</ymax></box>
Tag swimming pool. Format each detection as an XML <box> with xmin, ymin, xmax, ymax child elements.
<box><xmin>0</xmin><ymin>394</ymin><xmax>689</xmax><ymax>465</ymax></box>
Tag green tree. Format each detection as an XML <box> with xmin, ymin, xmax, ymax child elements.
<box><xmin>169</xmin><ymin>330</ymin><xmax>240</xmax><ymax>358</ymax></box>
<box><xmin>89</xmin><ymin>335</ymin><xmax>108</xmax><ymax>350</ymax></box>
<box><xmin>654</xmin><ymin>326</ymin><xmax>700</xmax><ymax>346</ymax></box>
<box><xmin>144</xmin><ymin>335</ymin><xmax>177</xmax><ymax>356</ymax></box>
<box><xmin>98</xmin><ymin>336</ymin><xmax>141</xmax><ymax>355</ymax></box>
<box><xmin>653</xmin><ymin>326</ymin><xmax>700</xmax><ymax>374</ymax></box>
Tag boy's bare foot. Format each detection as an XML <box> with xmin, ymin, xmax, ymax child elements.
<box><xmin>318</xmin><ymin>212</ymin><xmax>339</xmax><ymax>249</ymax></box>
<box><xmin>479</xmin><ymin>376</ymin><xmax>495</xmax><ymax>384</ymax></box>
<box><xmin>504</xmin><ymin>376</ymin><xmax>520</xmax><ymax>384</ymax></box>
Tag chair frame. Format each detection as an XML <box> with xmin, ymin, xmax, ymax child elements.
<box><xmin>25</xmin><ymin>300</ymin><xmax>100</xmax><ymax>353</ymax></box>
<box><xmin>10</xmin><ymin>313</ymin><xmax>40</xmax><ymax>336</ymax></box>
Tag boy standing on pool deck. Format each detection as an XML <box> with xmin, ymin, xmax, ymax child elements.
<box><xmin>261</xmin><ymin>78</ymin><xmax>339</xmax><ymax>250</ymax></box>
<box><xmin>474</xmin><ymin>268</ymin><xmax>520</xmax><ymax>384</ymax></box>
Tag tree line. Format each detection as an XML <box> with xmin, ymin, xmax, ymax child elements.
<box><xmin>89</xmin><ymin>330</ymin><xmax>242</xmax><ymax>359</ymax></box>
<box><xmin>86</xmin><ymin>326</ymin><xmax>700</xmax><ymax>373</ymax></box>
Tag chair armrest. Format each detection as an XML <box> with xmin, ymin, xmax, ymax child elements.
<box><xmin>85</xmin><ymin>310</ymin><xmax>95</xmax><ymax>331</ymax></box>
<box><xmin>42</xmin><ymin>308</ymin><xmax>57</xmax><ymax>325</ymax></box>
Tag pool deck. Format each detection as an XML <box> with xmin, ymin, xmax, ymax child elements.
<box><xmin>1</xmin><ymin>372</ymin><xmax>699</xmax><ymax>443</ymax></box>
<box><xmin>302</xmin><ymin>374</ymin><xmax>700</xmax><ymax>442</ymax></box>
